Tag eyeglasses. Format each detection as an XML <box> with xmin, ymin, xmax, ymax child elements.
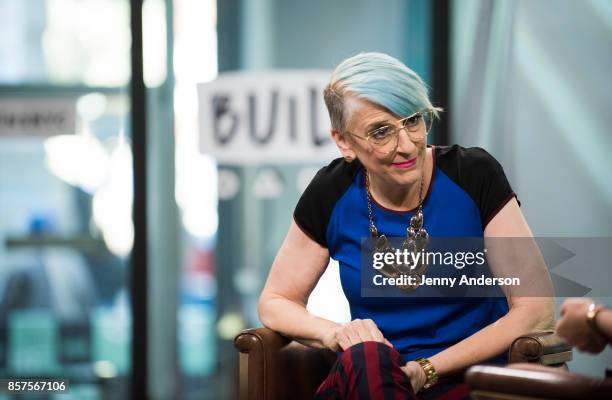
<box><xmin>346</xmin><ymin>109</ymin><xmax>435</xmax><ymax>155</ymax></box>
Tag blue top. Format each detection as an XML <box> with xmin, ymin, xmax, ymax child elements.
<box><xmin>294</xmin><ymin>145</ymin><xmax>518</xmax><ymax>363</ymax></box>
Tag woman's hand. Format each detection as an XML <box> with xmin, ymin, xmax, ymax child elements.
<box><xmin>320</xmin><ymin>318</ymin><xmax>393</xmax><ymax>351</ymax></box>
<box><xmin>556</xmin><ymin>298</ymin><xmax>607</xmax><ymax>353</ymax></box>
<box><xmin>400</xmin><ymin>361</ymin><xmax>427</xmax><ymax>393</ymax></box>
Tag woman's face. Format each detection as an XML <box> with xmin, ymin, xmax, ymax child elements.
<box><xmin>339</xmin><ymin>97</ymin><xmax>428</xmax><ymax>188</ymax></box>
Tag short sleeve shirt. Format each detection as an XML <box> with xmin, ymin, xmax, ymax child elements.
<box><xmin>294</xmin><ymin>145</ymin><xmax>518</xmax><ymax>362</ymax></box>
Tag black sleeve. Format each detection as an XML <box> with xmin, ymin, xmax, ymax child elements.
<box><xmin>436</xmin><ymin>145</ymin><xmax>519</xmax><ymax>228</ymax></box>
<box><xmin>293</xmin><ymin>158</ymin><xmax>360</xmax><ymax>248</ymax></box>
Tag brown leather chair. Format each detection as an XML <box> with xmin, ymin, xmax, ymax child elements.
<box><xmin>466</xmin><ymin>364</ymin><xmax>612</xmax><ymax>399</ymax></box>
<box><xmin>234</xmin><ymin>328</ymin><xmax>572</xmax><ymax>400</ymax></box>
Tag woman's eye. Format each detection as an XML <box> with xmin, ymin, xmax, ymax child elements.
<box><xmin>404</xmin><ymin>115</ymin><xmax>422</xmax><ymax>128</ymax></box>
<box><xmin>370</xmin><ymin>126</ymin><xmax>392</xmax><ymax>139</ymax></box>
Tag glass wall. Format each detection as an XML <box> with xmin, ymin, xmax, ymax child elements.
<box><xmin>173</xmin><ymin>0</ymin><xmax>219</xmax><ymax>398</ymax></box>
<box><xmin>0</xmin><ymin>0</ymin><xmax>132</xmax><ymax>398</ymax></box>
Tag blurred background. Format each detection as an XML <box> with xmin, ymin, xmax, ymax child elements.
<box><xmin>0</xmin><ymin>0</ymin><xmax>610</xmax><ymax>399</ymax></box>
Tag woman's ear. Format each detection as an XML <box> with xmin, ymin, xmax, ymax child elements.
<box><xmin>331</xmin><ymin>129</ymin><xmax>356</xmax><ymax>162</ymax></box>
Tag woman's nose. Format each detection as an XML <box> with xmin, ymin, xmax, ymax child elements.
<box><xmin>396</xmin><ymin>128</ymin><xmax>417</xmax><ymax>153</ymax></box>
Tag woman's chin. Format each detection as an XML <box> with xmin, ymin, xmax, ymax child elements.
<box><xmin>389</xmin><ymin>167</ymin><xmax>421</xmax><ymax>186</ymax></box>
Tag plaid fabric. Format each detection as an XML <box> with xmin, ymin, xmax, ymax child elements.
<box><xmin>313</xmin><ymin>341</ymin><xmax>469</xmax><ymax>400</ymax></box>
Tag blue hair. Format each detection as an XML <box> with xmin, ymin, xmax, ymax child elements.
<box><xmin>324</xmin><ymin>52</ymin><xmax>438</xmax><ymax>130</ymax></box>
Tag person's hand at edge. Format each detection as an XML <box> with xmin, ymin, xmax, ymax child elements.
<box><xmin>556</xmin><ymin>298</ymin><xmax>607</xmax><ymax>353</ymax></box>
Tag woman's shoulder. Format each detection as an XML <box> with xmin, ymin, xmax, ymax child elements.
<box><xmin>298</xmin><ymin>157</ymin><xmax>362</xmax><ymax>211</ymax></box>
<box><xmin>293</xmin><ymin>158</ymin><xmax>362</xmax><ymax>248</ymax></box>
<box><xmin>434</xmin><ymin>144</ymin><xmax>508</xmax><ymax>187</ymax></box>
<box><xmin>435</xmin><ymin>144</ymin><xmax>504</xmax><ymax>173</ymax></box>
<box><xmin>433</xmin><ymin>144</ymin><xmax>517</xmax><ymax>227</ymax></box>
<box><xmin>309</xmin><ymin>157</ymin><xmax>362</xmax><ymax>188</ymax></box>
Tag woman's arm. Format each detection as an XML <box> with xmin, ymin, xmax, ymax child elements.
<box><xmin>258</xmin><ymin>220</ymin><xmax>392</xmax><ymax>351</ymax></box>
<box><xmin>423</xmin><ymin>199</ymin><xmax>555</xmax><ymax>377</ymax></box>
<box><xmin>258</xmin><ymin>220</ymin><xmax>339</xmax><ymax>348</ymax></box>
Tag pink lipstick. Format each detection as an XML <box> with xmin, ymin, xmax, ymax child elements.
<box><xmin>391</xmin><ymin>157</ymin><xmax>417</xmax><ymax>169</ymax></box>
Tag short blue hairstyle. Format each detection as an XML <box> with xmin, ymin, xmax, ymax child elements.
<box><xmin>324</xmin><ymin>52</ymin><xmax>440</xmax><ymax>131</ymax></box>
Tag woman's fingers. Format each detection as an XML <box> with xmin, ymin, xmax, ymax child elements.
<box><xmin>343</xmin><ymin>321</ymin><xmax>362</xmax><ymax>346</ymax></box>
<box><xmin>363</xmin><ymin>319</ymin><xmax>385</xmax><ymax>342</ymax></box>
<box><xmin>328</xmin><ymin>319</ymin><xmax>394</xmax><ymax>351</ymax></box>
<box><xmin>337</xmin><ymin>319</ymin><xmax>393</xmax><ymax>349</ymax></box>
<box><xmin>353</xmin><ymin>319</ymin><xmax>376</xmax><ymax>343</ymax></box>
<box><xmin>335</xmin><ymin>329</ymin><xmax>352</xmax><ymax>351</ymax></box>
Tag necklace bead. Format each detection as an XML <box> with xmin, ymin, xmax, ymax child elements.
<box><xmin>365</xmin><ymin>170</ymin><xmax>430</xmax><ymax>293</ymax></box>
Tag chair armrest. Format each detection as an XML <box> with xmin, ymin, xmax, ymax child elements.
<box><xmin>235</xmin><ymin>327</ymin><xmax>291</xmax><ymax>354</ymax></box>
<box><xmin>234</xmin><ymin>327</ymin><xmax>337</xmax><ymax>400</ymax></box>
<box><xmin>509</xmin><ymin>330</ymin><xmax>572</xmax><ymax>365</ymax></box>
<box><xmin>466</xmin><ymin>364</ymin><xmax>612</xmax><ymax>400</ymax></box>
<box><xmin>235</xmin><ymin>328</ymin><xmax>289</xmax><ymax>400</ymax></box>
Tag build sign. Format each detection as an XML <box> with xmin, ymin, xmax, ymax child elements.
<box><xmin>198</xmin><ymin>70</ymin><xmax>338</xmax><ymax>164</ymax></box>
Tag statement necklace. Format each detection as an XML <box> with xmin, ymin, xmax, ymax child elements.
<box><xmin>365</xmin><ymin>170</ymin><xmax>430</xmax><ymax>292</ymax></box>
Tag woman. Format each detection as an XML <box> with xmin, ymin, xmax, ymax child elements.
<box><xmin>258</xmin><ymin>52</ymin><xmax>554</xmax><ymax>399</ymax></box>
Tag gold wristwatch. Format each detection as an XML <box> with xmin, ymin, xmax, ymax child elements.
<box><xmin>415</xmin><ymin>357</ymin><xmax>438</xmax><ymax>390</ymax></box>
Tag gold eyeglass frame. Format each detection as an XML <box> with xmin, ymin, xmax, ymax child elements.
<box><xmin>345</xmin><ymin>109</ymin><xmax>436</xmax><ymax>155</ymax></box>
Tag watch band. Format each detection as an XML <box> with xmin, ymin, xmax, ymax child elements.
<box><xmin>415</xmin><ymin>357</ymin><xmax>438</xmax><ymax>390</ymax></box>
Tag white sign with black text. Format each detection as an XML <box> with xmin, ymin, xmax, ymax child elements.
<box><xmin>0</xmin><ymin>98</ymin><xmax>76</xmax><ymax>137</ymax></box>
<box><xmin>198</xmin><ymin>70</ymin><xmax>338</xmax><ymax>164</ymax></box>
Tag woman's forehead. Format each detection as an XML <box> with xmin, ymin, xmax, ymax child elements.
<box><xmin>344</xmin><ymin>97</ymin><xmax>396</xmax><ymax>131</ymax></box>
